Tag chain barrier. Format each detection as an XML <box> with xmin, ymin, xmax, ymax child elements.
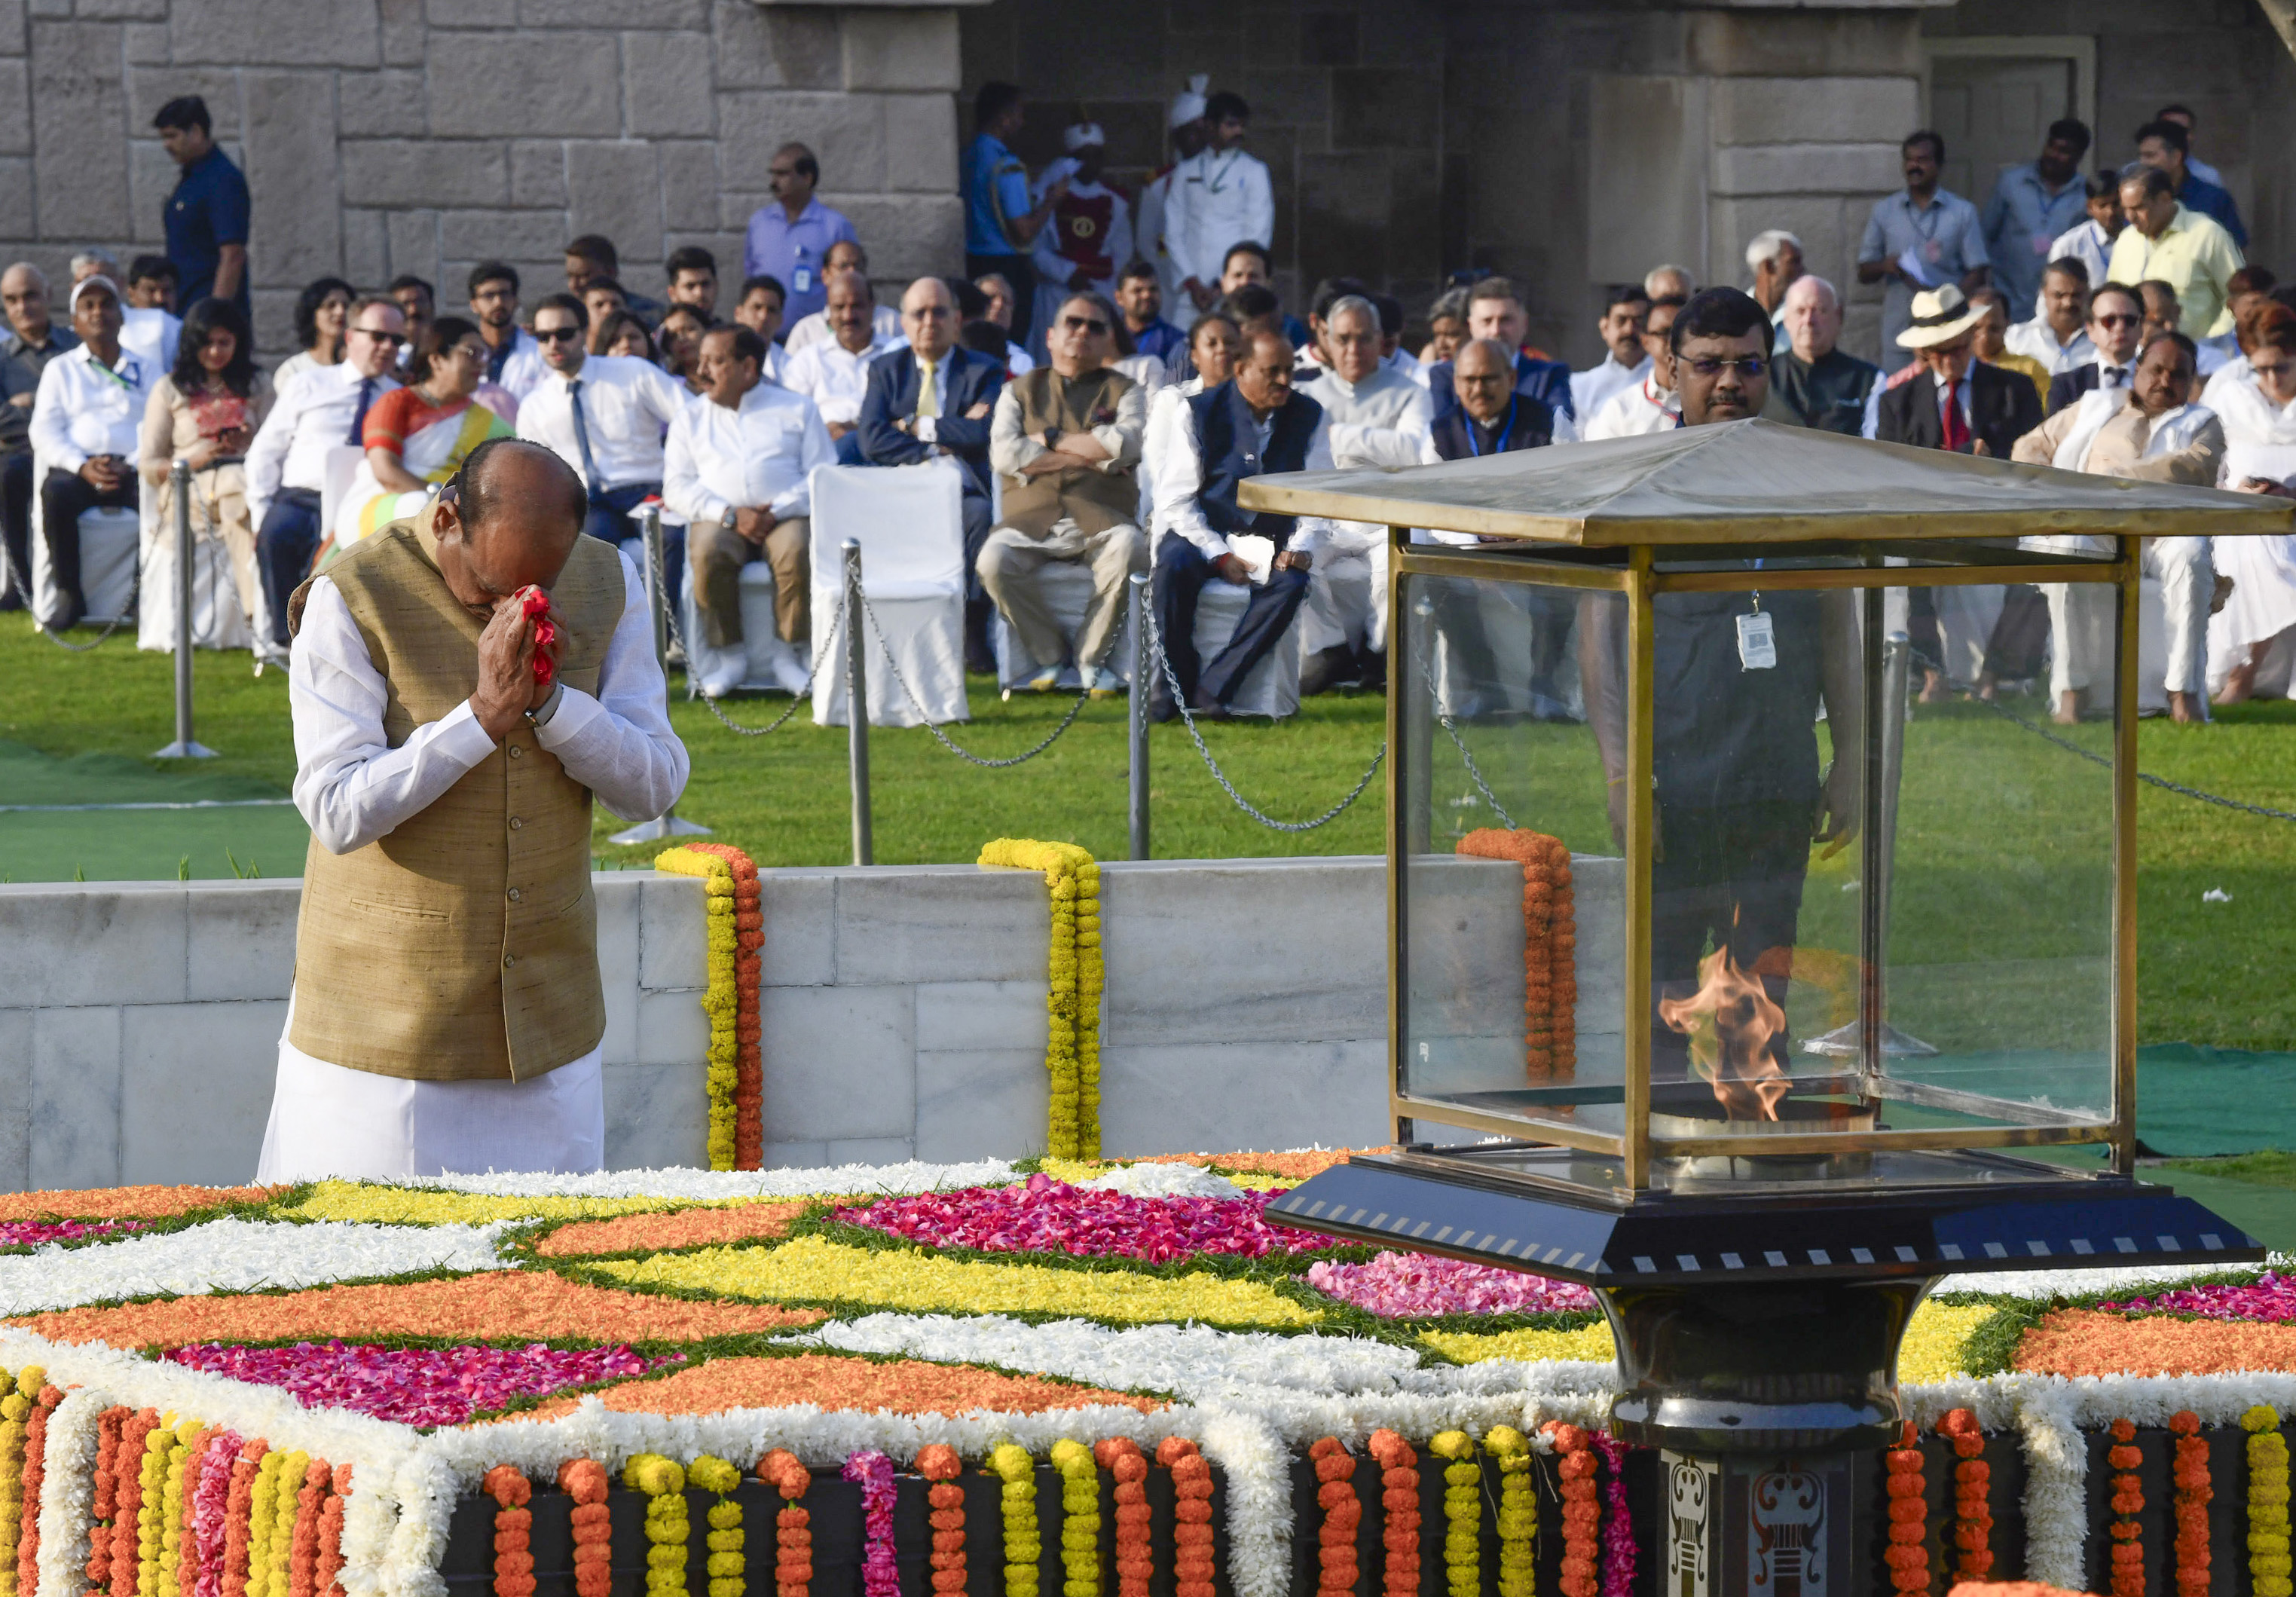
<box><xmin>1411</xmin><ymin>620</ymin><xmax>1517</xmax><ymax>829</ymax></box>
<box><xmin>1139</xmin><ymin>601</ymin><xmax>1384</xmax><ymax>832</ymax></box>
<box><xmin>1979</xmin><ymin>693</ymin><xmax>2296</xmax><ymax>824</ymax></box>
<box><xmin>2</xmin><ymin>500</ymin><xmax>137</xmax><ymax>653</ymax></box>
<box><xmin>658</xmin><ymin>563</ymin><xmax>845</xmax><ymax>738</ymax></box>
<box><xmin>855</xmin><ymin>590</ymin><xmax>1091</xmax><ymax>767</ymax></box>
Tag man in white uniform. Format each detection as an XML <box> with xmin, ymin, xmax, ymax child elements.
<box><xmin>258</xmin><ymin>439</ymin><xmax>687</xmax><ymax>1179</ymax></box>
<box><xmin>1163</xmin><ymin>90</ymin><xmax>1276</xmax><ymax>316</ymax></box>
<box><xmin>1138</xmin><ymin>78</ymin><xmax>1211</xmax><ymax>314</ymax></box>
<box><xmin>1028</xmin><ymin>124</ymin><xmax>1135</xmax><ymax>363</ymax></box>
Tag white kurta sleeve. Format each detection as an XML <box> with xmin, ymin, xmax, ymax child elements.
<box><xmin>532</xmin><ymin>554</ymin><xmax>690</xmax><ymax>824</ymax></box>
<box><xmin>289</xmin><ymin>577</ymin><xmax>500</xmax><ymax>855</ymax></box>
<box><xmin>661</xmin><ymin>408</ymin><xmax>725</xmax><ymax>528</ymax></box>
<box><xmin>1149</xmin><ymin>390</ymin><xmax>1227</xmax><ymax>560</ymax></box>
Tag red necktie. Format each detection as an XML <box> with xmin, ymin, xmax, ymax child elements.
<box><xmin>1940</xmin><ymin>383</ymin><xmax>1970</xmax><ymax>453</ymax></box>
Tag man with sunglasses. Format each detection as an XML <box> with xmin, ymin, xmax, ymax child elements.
<box><xmin>246</xmin><ymin>295</ymin><xmax>405</xmax><ymax>653</ymax></box>
<box><xmin>258</xmin><ymin>436</ymin><xmax>687</xmax><ymax>1182</ymax></box>
<box><xmin>979</xmin><ymin>290</ymin><xmax>1148</xmax><ymax>696</ymax></box>
<box><xmin>1582</xmin><ymin>287</ymin><xmax>1864</xmax><ymax>1089</ymax></box>
<box><xmin>2045</xmin><ymin>282</ymin><xmax>2148</xmax><ymax>416</ymax></box>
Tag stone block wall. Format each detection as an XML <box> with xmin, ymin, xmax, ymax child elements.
<box><xmin>1</xmin><ymin>0</ymin><xmax>971</xmax><ymax>355</ymax></box>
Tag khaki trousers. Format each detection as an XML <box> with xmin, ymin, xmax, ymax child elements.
<box><xmin>977</xmin><ymin>518</ymin><xmax>1148</xmax><ymax>671</ymax></box>
<box><xmin>689</xmin><ymin>513</ymin><xmax>809</xmax><ymax>648</ymax></box>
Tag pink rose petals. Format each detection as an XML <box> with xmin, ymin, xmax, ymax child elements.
<box><xmin>159</xmin><ymin>1340</ymin><xmax>679</xmax><ymax>1427</ymax></box>
<box><xmin>0</xmin><ymin>1219</ymin><xmax>145</xmax><ymax>1247</ymax></box>
<box><xmin>1304</xmin><ymin>1251</ymin><xmax>1595</xmax><ymax>1317</ymax></box>
<box><xmin>2100</xmin><ymin>1271</ymin><xmax>2296</xmax><ymax>1323</ymax></box>
<box><xmin>833</xmin><ymin>1173</ymin><xmax>1325</xmax><ymax>1262</ymax></box>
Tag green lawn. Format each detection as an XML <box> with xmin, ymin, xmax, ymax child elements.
<box><xmin>5</xmin><ymin>616</ymin><xmax>2295</xmax><ymax>1048</ymax></box>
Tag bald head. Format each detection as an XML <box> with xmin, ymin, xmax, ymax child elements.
<box><xmin>901</xmin><ymin>274</ymin><xmax>957</xmax><ymax>360</ymax></box>
<box><xmin>1453</xmin><ymin>338</ymin><xmax>1517</xmax><ymax>426</ymax></box>
<box><xmin>1781</xmin><ymin>274</ymin><xmax>1842</xmax><ymax>363</ymax></box>
<box><xmin>1</xmin><ymin>263</ymin><xmax>51</xmax><ymax>342</ymax></box>
<box><xmin>432</xmin><ymin>439</ymin><xmax>587</xmax><ymax>616</ymax></box>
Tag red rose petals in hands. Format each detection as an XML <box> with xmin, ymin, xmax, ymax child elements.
<box><xmin>520</xmin><ymin>588</ymin><xmax>557</xmax><ymax>685</ymax></box>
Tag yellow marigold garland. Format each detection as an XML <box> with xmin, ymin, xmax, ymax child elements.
<box><xmin>2249</xmin><ymin>1405</ymin><xmax>2293</xmax><ymax>1597</ymax></box>
<box><xmin>1050</xmin><ymin>1439</ymin><xmax>1099</xmax><ymax>1597</ymax></box>
<box><xmin>989</xmin><ymin>1444</ymin><xmax>1040</xmax><ymax>1597</ymax></box>
<box><xmin>268</xmin><ymin>1450</ymin><xmax>310</xmax><ymax>1597</ymax></box>
<box><xmin>154</xmin><ymin>1421</ymin><xmax>200</xmax><ymax>1597</ymax></box>
<box><xmin>979</xmin><ymin>840</ymin><xmax>1102</xmax><ymax>1158</ymax></box>
<box><xmin>689</xmin><ymin>1455</ymin><xmax>744</xmax><ymax>1597</ymax></box>
<box><xmin>137</xmin><ymin>1424</ymin><xmax>172</xmax><ymax>1595</ymax></box>
<box><xmin>1485</xmin><ymin>1427</ymin><xmax>1535</xmax><ymax>1597</ymax></box>
<box><xmin>0</xmin><ymin>1370</ymin><xmax>22</xmax><ymax>1597</ymax></box>
<box><xmin>656</xmin><ymin>847</ymin><xmax>744</xmax><ymax>1170</ymax></box>
<box><xmin>625</xmin><ymin>1454</ymin><xmax>689</xmax><ymax>1597</ymax></box>
<box><xmin>1429</xmin><ymin>1432</ymin><xmax>1479</xmax><ymax>1597</ymax></box>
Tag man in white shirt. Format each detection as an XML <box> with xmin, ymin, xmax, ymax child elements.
<box><xmin>468</xmin><ymin>262</ymin><xmax>548</xmax><ymax>400</ymax></box>
<box><xmin>1163</xmin><ymin>90</ymin><xmax>1276</xmax><ymax>316</ymax></box>
<box><xmin>2005</xmin><ymin>257</ymin><xmax>2096</xmax><ymax>378</ymax></box>
<box><xmin>781</xmin><ymin>240</ymin><xmax>904</xmax><ymax>353</ymax></box>
<box><xmin>244</xmin><ymin>294</ymin><xmax>407</xmax><ymax>650</ymax></box>
<box><xmin>1150</xmin><ymin>327</ymin><xmax>1334</xmax><ymax>717</ymax></box>
<box><xmin>981</xmin><ymin>289</ymin><xmax>1148</xmax><ymax>694</ymax></box>
<box><xmin>27</xmin><ymin>277</ymin><xmax>150</xmax><ymax>632</ymax></box>
<box><xmin>665</xmin><ymin>325</ymin><xmax>831</xmax><ymax>698</ymax></box>
<box><xmin>2038</xmin><ymin>175</ymin><xmax>2123</xmax><ymax>318</ymax></box>
<box><xmin>258</xmin><ymin>438</ymin><xmax>687</xmax><ymax>1182</ymax></box>
<box><xmin>72</xmin><ymin>248</ymin><xmax>179</xmax><ymax>378</ymax></box>
<box><xmin>515</xmin><ymin>292</ymin><xmax>692</xmax><ymax>578</ymax></box>
<box><xmin>1570</xmin><ymin>285</ymin><xmax>1653</xmax><ymax>421</ymax></box>
<box><xmin>781</xmin><ymin>269</ymin><xmax>904</xmax><ymax>462</ymax></box>
<box><xmin>1582</xmin><ymin>295</ymin><xmax>1683</xmax><ymax>439</ymax></box>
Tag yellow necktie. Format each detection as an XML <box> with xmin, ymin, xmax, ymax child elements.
<box><xmin>916</xmin><ymin>359</ymin><xmax>940</xmax><ymax>421</ymax></box>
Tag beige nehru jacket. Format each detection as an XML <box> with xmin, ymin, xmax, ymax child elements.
<box><xmin>998</xmin><ymin>367</ymin><xmax>1141</xmax><ymax>538</ymax></box>
<box><xmin>286</xmin><ymin>519</ymin><xmax>626</xmax><ymax>1081</ymax></box>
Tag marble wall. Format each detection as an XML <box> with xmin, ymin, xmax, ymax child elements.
<box><xmin>0</xmin><ymin>855</ymin><xmax>1395</xmax><ymax>1187</ymax></box>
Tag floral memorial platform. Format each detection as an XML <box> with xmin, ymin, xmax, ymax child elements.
<box><xmin>0</xmin><ymin>1158</ymin><xmax>2285</xmax><ymax>1597</ymax></box>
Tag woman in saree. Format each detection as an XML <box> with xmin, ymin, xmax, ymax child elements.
<box><xmin>326</xmin><ymin>317</ymin><xmax>514</xmax><ymax>558</ymax></box>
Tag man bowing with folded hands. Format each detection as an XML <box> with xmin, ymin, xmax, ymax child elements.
<box><xmin>258</xmin><ymin>436</ymin><xmax>688</xmax><ymax>1182</ymax></box>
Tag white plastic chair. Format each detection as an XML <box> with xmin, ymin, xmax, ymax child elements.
<box><xmin>809</xmin><ymin>460</ymin><xmax>970</xmax><ymax>727</ymax></box>
<box><xmin>991</xmin><ymin>560</ymin><xmax>1134</xmax><ymax>691</ymax></box>
<box><xmin>318</xmin><ymin>445</ymin><xmax>364</xmax><ymax>546</ymax></box>
<box><xmin>27</xmin><ymin>443</ymin><xmax>139</xmax><ymax>628</ymax></box>
<box><xmin>682</xmin><ymin>560</ymin><xmax>807</xmax><ymax>696</ymax></box>
<box><xmin>1190</xmin><ymin>576</ymin><xmax>1301</xmax><ymax>720</ymax></box>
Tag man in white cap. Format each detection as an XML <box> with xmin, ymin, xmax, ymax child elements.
<box><xmin>1138</xmin><ymin>78</ymin><xmax>1210</xmax><ymax>315</ymax></box>
<box><xmin>26</xmin><ymin>274</ymin><xmax>150</xmax><ymax>630</ymax></box>
<box><xmin>1164</xmin><ymin>89</ymin><xmax>1274</xmax><ymax>315</ymax></box>
<box><xmin>1028</xmin><ymin>124</ymin><xmax>1133</xmax><ymax>362</ymax></box>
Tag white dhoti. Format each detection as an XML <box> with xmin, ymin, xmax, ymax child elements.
<box><xmin>255</xmin><ymin>999</ymin><xmax>605</xmax><ymax>1182</ymax></box>
<box><xmin>1300</xmin><ymin>522</ymin><xmax>1388</xmax><ymax>657</ymax></box>
<box><xmin>2041</xmin><ymin>582</ymin><xmax>2116</xmax><ymax>699</ymax></box>
<box><xmin>2145</xmin><ymin>536</ymin><xmax>2214</xmax><ymax>696</ymax></box>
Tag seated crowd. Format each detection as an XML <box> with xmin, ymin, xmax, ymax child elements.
<box><xmin>5</xmin><ymin>87</ymin><xmax>2294</xmax><ymax>731</ymax></box>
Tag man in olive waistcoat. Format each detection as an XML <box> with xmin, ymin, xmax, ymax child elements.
<box><xmin>977</xmin><ymin>289</ymin><xmax>1149</xmax><ymax>693</ymax></box>
<box><xmin>255</xmin><ymin>437</ymin><xmax>689</xmax><ymax>1181</ymax></box>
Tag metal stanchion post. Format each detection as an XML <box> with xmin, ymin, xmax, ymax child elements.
<box><xmin>608</xmin><ymin>504</ymin><xmax>710</xmax><ymax>843</ymax></box>
<box><xmin>845</xmin><ymin>539</ymin><xmax>873</xmax><ymax>866</ymax></box>
<box><xmin>1127</xmin><ymin>572</ymin><xmax>1151</xmax><ymax>860</ymax></box>
<box><xmin>153</xmin><ymin>459</ymin><xmax>216</xmax><ymax>759</ymax></box>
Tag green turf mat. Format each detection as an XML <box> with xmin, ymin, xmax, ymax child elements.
<box><xmin>0</xmin><ymin>736</ymin><xmax>306</xmax><ymax>882</ymax></box>
<box><xmin>2133</xmin><ymin>1044</ymin><xmax>2296</xmax><ymax>1158</ymax></box>
<box><xmin>0</xmin><ymin>736</ymin><xmax>286</xmax><ymax>805</ymax></box>
<box><xmin>2137</xmin><ymin>1166</ymin><xmax>2296</xmax><ymax>1251</ymax></box>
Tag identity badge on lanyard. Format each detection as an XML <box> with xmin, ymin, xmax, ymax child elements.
<box><xmin>1736</xmin><ymin>595</ymin><xmax>1777</xmax><ymax>671</ymax></box>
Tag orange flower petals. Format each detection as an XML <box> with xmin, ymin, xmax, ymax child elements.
<box><xmin>510</xmin><ymin>1355</ymin><xmax>1163</xmax><ymax>1421</ymax></box>
<box><xmin>11</xmin><ymin>1269</ymin><xmax>824</xmax><ymax>1347</ymax></box>
<box><xmin>2015</xmin><ymin>1309</ymin><xmax>2296</xmax><ymax>1375</ymax></box>
<box><xmin>0</xmin><ymin>1184</ymin><xmax>282</xmax><ymax>1222</ymax></box>
<box><xmin>533</xmin><ymin>1204</ymin><xmax>812</xmax><ymax>1258</ymax></box>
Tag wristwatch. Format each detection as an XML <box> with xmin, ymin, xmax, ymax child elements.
<box><xmin>524</xmin><ymin>681</ymin><xmax>564</xmax><ymax>730</ymax></box>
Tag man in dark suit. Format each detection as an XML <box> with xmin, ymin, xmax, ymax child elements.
<box><xmin>2044</xmin><ymin>282</ymin><xmax>2146</xmax><ymax>416</ymax></box>
<box><xmin>858</xmin><ymin>275</ymin><xmax>1005</xmax><ymax>668</ymax></box>
<box><xmin>1875</xmin><ymin>283</ymin><xmax>2047</xmax><ymax>703</ymax></box>
<box><xmin>1873</xmin><ymin>284</ymin><xmax>2041</xmax><ymax>456</ymax></box>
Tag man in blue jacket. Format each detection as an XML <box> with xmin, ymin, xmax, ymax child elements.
<box><xmin>859</xmin><ymin>276</ymin><xmax>1006</xmax><ymax>669</ymax></box>
<box><xmin>1422</xmin><ymin>276</ymin><xmax>1576</xmax><ymax>435</ymax></box>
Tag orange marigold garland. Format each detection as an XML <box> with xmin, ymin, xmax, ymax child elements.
<box><xmin>1939</xmin><ymin>1409</ymin><xmax>1991</xmax><ymax>1583</ymax></box>
<box><xmin>1094</xmin><ymin>1439</ymin><xmax>1151</xmax><ymax>1597</ymax></box>
<box><xmin>1157</xmin><ymin>1437</ymin><xmax>1215</xmax><ymax>1597</ymax></box>
<box><xmin>114</xmin><ymin>1407</ymin><xmax>160</xmax><ymax>1597</ymax></box>
<box><xmin>760</xmin><ymin>1449</ymin><xmax>812</xmax><ymax>1597</ymax></box>
<box><xmin>1545</xmin><ymin>1423</ymin><xmax>1600</xmax><ymax>1597</ymax></box>
<box><xmin>1367</xmin><ymin>1428</ymin><xmax>1421</xmax><ymax>1597</ymax></box>
<box><xmin>2169</xmin><ymin>1411</ymin><xmax>2209</xmax><ymax>1597</ymax></box>
<box><xmin>1882</xmin><ymin>1422</ymin><xmax>1928</xmax><ymax>1596</ymax></box>
<box><xmin>1457</xmin><ymin>829</ymin><xmax>1577</xmax><ymax>1081</ymax></box>
<box><xmin>558</xmin><ymin>1460</ymin><xmax>610</xmax><ymax>1597</ymax></box>
<box><xmin>687</xmin><ymin>843</ymin><xmax>765</xmax><ymax>1168</ymax></box>
<box><xmin>17</xmin><ymin>1379</ymin><xmax>57</xmax><ymax>1597</ymax></box>
<box><xmin>222</xmin><ymin>1439</ymin><xmax>268</xmax><ymax>1597</ymax></box>
<box><xmin>2108</xmin><ymin>1418</ymin><xmax>2144</xmax><ymax>1597</ymax></box>
<box><xmin>316</xmin><ymin>1466</ymin><xmax>352</xmax><ymax>1597</ymax></box>
<box><xmin>1308</xmin><ymin>1438</ymin><xmax>1359</xmax><ymax>1597</ymax></box>
<box><xmin>482</xmin><ymin>1467</ymin><xmax>536</xmax><ymax>1597</ymax></box>
<box><xmin>916</xmin><ymin>1445</ymin><xmax>966</xmax><ymax>1597</ymax></box>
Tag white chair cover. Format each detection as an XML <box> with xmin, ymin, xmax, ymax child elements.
<box><xmin>1191</xmin><ymin>577</ymin><xmax>1301</xmax><ymax>720</ymax></box>
<box><xmin>136</xmin><ymin>496</ymin><xmax>255</xmax><ymax>652</ymax></box>
<box><xmin>682</xmin><ymin>561</ymin><xmax>807</xmax><ymax>696</ymax></box>
<box><xmin>27</xmin><ymin>442</ymin><xmax>140</xmax><ymax>627</ymax></box>
<box><xmin>809</xmin><ymin>460</ymin><xmax>969</xmax><ymax>727</ymax></box>
<box><xmin>991</xmin><ymin>559</ymin><xmax>1135</xmax><ymax>690</ymax></box>
<box><xmin>318</xmin><ymin>445</ymin><xmax>363</xmax><ymax>547</ymax></box>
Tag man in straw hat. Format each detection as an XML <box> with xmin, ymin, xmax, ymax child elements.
<box><xmin>1871</xmin><ymin>283</ymin><xmax>2046</xmax><ymax>705</ymax></box>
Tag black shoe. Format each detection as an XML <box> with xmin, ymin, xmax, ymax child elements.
<box><xmin>1354</xmin><ymin>648</ymin><xmax>1387</xmax><ymax>693</ymax></box>
<box><xmin>1298</xmin><ymin>644</ymin><xmax>1355</xmax><ymax>696</ymax></box>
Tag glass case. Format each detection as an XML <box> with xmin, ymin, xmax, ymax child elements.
<box><xmin>1390</xmin><ymin>537</ymin><xmax>2130</xmax><ymax>1196</ymax></box>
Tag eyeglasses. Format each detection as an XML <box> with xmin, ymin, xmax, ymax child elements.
<box><xmin>353</xmin><ymin>327</ymin><xmax>403</xmax><ymax>345</ymax></box>
<box><xmin>1061</xmin><ymin>315</ymin><xmax>1110</xmax><ymax>335</ymax></box>
<box><xmin>2094</xmin><ymin>313</ymin><xmax>2142</xmax><ymax>328</ymax></box>
<box><xmin>1684</xmin><ymin>356</ymin><xmax>1766</xmax><ymax>378</ymax></box>
<box><xmin>533</xmin><ymin>326</ymin><xmax>583</xmax><ymax>344</ymax></box>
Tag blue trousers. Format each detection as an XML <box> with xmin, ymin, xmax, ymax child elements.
<box><xmin>256</xmin><ymin>488</ymin><xmax>323</xmax><ymax>645</ymax></box>
<box><xmin>1151</xmin><ymin>537</ymin><xmax>1310</xmax><ymax>709</ymax></box>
